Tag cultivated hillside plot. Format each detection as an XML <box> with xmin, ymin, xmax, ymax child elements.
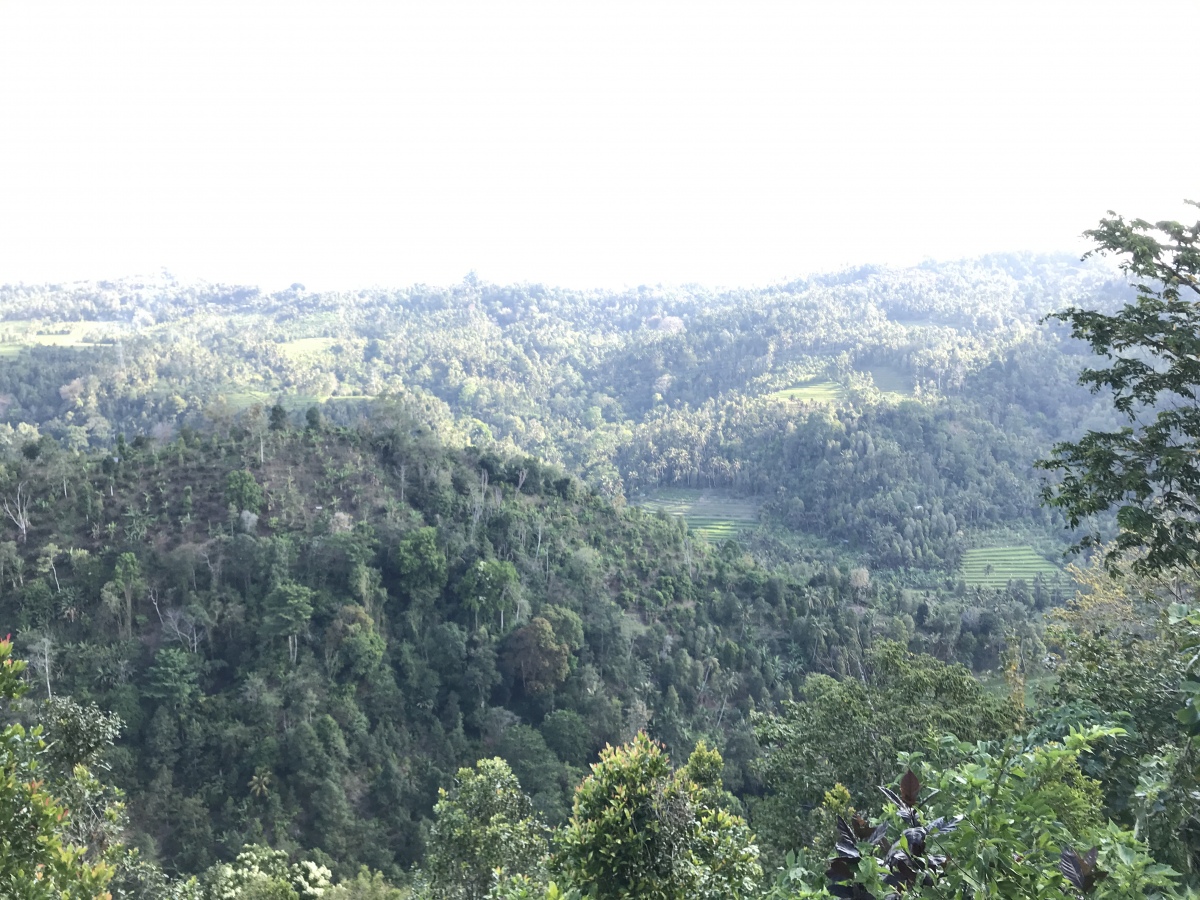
<box><xmin>959</xmin><ymin>545</ymin><xmax>1064</xmax><ymax>589</ymax></box>
<box><xmin>767</xmin><ymin>378</ymin><xmax>845</xmax><ymax>404</ymax></box>
<box><xmin>636</xmin><ymin>488</ymin><xmax>759</xmax><ymax>542</ymax></box>
<box><xmin>767</xmin><ymin>367</ymin><xmax>915</xmax><ymax>406</ymax></box>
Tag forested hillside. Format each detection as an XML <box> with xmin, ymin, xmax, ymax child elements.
<box><xmin>3</xmin><ymin>232</ymin><xmax>1199</xmax><ymax>899</ymax></box>
<box><xmin>0</xmin><ymin>254</ymin><xmax>1132</xmax><ymax>577</ymax></box>
<box><xmin>6</xmin><ymin>403</ymin><xmax>1197</xmax><ymax>899</ymax></box>
<box><xmin>2</xmin><ymin>408</ymin><xmax>1052</xmax><ymax>884</ymax></box>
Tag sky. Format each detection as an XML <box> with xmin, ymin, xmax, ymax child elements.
<box><xmin>1</xmin><ymin>1</ymin><xmax>1197</xmax><ymax>291</ymax></box>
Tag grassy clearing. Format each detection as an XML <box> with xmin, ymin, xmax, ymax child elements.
<box><xmin>0</xmin><ymin>319</ymin><xmax>35</xmax><ymax>336</ymax></box>
<box><xmin>887</xmin><ymin>313</ymin><xmax>939</xmax><ymax>327</ymax></box>
<box><xmin>0</xmin><ymin>320</ymin><xmax>124</xmax><ymax>349</ymax></box>
<box><xmin>278</xmin><ymin>337</ymin><xmax>338</xmax><ymax>360</ymax></box>
<box><xmin>225</xmin><ymin>391</ymin><xmax>274</xmax><ymax>410</ymax></box>
<box><xmin>959</xmin><ymin>546</ymin><xmax>1064</xmax><ymax>589</ymax></box>
<box><xmin>636</xmin><ymin>488</ymin><xmax>759</xmax><ymax>542</ymax></box>
<box><xmin>27</xmin><ymin>327</ymin><xmax>104</xmax><ymax>347</ymax></box>
<box><xmin>866</xmin><ymin>364</ymin><xmax>914</xmax><ymax>398</ymax></box>
<box><xmin>767</xmin><ymin>378</ymin><xmax>845</xmax><ymax>404</ymax></box>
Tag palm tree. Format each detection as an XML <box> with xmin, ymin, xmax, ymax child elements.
<box><xmin>249</xmin><ymin>767</ymin><xmax>272</xmax><ymax>799</ymax></box>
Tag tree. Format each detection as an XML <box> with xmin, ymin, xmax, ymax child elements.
<box><xmin>557</xmin><ymin>733</ymin><xmax>760</xmax><ymax>900</ymax></box>
<box><xmin>264</xmin><ymin>581</ymin><xmax>314</xmax><ymax>665</ymax></box>
<box><xmin>145</xmin><ymin>647</ymin><xmax>201</xmax><ymax>708</ymax></box>
<box><xmin>227</xmin><ymin>469</ymin><xmax>265</xmax><ymax>514</ymax></box>
<box><xmin>324</xmin><ymin>869</ymin><xmax>406</xmax><ymax>900</ymax></box>
<box><xmin>199</xmin><ymin>844</ymin><xmax>331</xmax><ymax>900</ymax></box>
<box><xmin>36</xmin><ymin>542</ymin><xmax>61</xmax><ymax>591</ymax></box>
<box><xmin>34</xmin><ymin>696</ymin><xmax>128</xmax><ymax>877</ymax></box>
<box><xmin>1036</xmin><ymin>206</ymin><xmax>1200</xmax><ymax>883</ymax></box>
<box><xmin>324</xmin><ymin>604</ymin><xmax>386</xmax><ymax>680</ymax></box>
<box><xmin>105</xmin><ymin>551</ymin><xmax>144</xmax><ymax>641</ymax></box>
<box><xmin>2</xmin><ymin>480</ymin><xmax>32</xmax><ymax>543</ymax></box>
<box><xmin>423</xmin><ymin>757</ymin><xmax>548</xmax><ymax>900</ymax></box>
<box><xmin>541</xmin><ymin>709</ymin><xmax>593</xmax><ymax>768</ymax></box>
<box><xmin>502</xmin><ymin>618</ymin><xmax>570</xmax><ymax>694</ymax></box>
<box><xmin>269</xmin><ymin>403</ymin><xmax>289</xmax><ymax>432</ymax></box>
<box><xmin>0</xmin><ymin>540</ymin><xmax>21</xmax><ymax>593</ymax></box>
<box><xmin>1038</xmin><ymin>203</ymin><xmax>1200</xmax><ymax>574</ymax></box>
<box><xmin>459</xmin><ymin>558</ymin><xmax>518</xmax><ymax>631</ymax></box>
<box><xmin>109</xmin><ymin>856</ymin><xmax>201</xmax><ymax>899</ymax></box>
<box><xmin>1031</xmin><ymin>555</ymin><xmax>1200</xmax><ymax>881</ymax></box>
<box><xmin>22</xmin><ymin>630</ymin><xmax>56</xmax><ymax>698</ymax></box>
<box><xmin>0</xmin><ymin>638</ymin><xmax>116</xmax><ymax>898</ymax></box>
<box><xmin>394</xmin><ymin>526</ymin><xmax>447</xmax><ymax>637</ymax></box>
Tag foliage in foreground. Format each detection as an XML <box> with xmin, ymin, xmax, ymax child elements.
<box><xmin>0</xmin><ymin>637</ymin><xmax>115</xmax><ymax>899</ymax></box>
<box><xmin>421</xmin><ymin>757</ymin><xmax>547</xmax><ymax>900</ymax></box>
<box><xmin>4</xmin><ymin>566</ymin><xmax>1199</xmax><ymax>899</ymax></box>
<box><xmin>556</xmin><ymin>734</ymin><xmax>760</xmax><ymax>900</ymax></box>
<box><xmin>751</xmin><ymin>640</ymin><xmax>1016</xmax><ymax>859</ymax></box>
<box><xmin>1040</xmin><ymin>202</ymin><xmax>1200</xmax><ymax>574</ymax></box>
<box><xmin>766</xmin><ymin>730</ymin><xmax>1182</xmax><ymax>899</ymax></box>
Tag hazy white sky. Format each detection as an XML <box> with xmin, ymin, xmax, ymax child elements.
<box><xmin>1</xmin><ymin>1</ymin><xmax>1197</xmax><ymax>291</ymax></box>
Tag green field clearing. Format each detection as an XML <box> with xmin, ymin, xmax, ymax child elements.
<box><xmin>866</xmin><ymin>364</ymin><xmax>914</xmax><ymax>398</ymax></box>
<box><xmin>636</xmin><ymin>488</ymin><xmax>759</xmax><ymax>542</ymax></box>
<box><xmin>959</xmin><ymin>546</ymin><xmax>1065</xmax><ymax>589</ymax></box>
<box><xmin>225</xmin><ymin>391</ymin><xmax>273</xmax><ymax>410</ymax></box>
<box><xmin>279</xmin><ymin>337</ymin><xmax>338</xmax><ymax>360</ymax></box>
<box><xmin>0</xmin><ymin>320</ymin><xmax>123</xmax><ymax>349</ymax></box>
<box><xmin>767</xmin><ymin>378</ymin><xmax>845</xmax><ymax>404</ymax></box>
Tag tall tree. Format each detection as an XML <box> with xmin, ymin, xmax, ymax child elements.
<box><xmin>423</xmin><ymin>757</ymin><xmax>548</xmax><ymax>900</ymax></box>
<box><xmin>502</xmin><ymin>618</ymin><xmax>570</xmax><ymax>694</ymax></box>
<box><xmin>0</xmin><ymin>638</ymin><xmax>116</xmax><ymax>898</ymax></box>
<box><xmin>394</xmin><ymin>526</ymin><xmax>447</xmax><ymax>638</ymax></box>
<box><xmin>458</xmin><ymin>558</ymin><xmax>518</xmax><ymax>632</ymax></box>
<box><xmin>226</xmin><ymin>469</ymin><xmax>265</xmax><ymax>514</ymax></box>
<box><xmin>2</xmin><ymin>480</ymin><xmax>32</xmax><ymax>543</ymax></box>
<box><xmin>557</xmin><ymin>734</ymin><xmax>760</xmax><ymax>900</ymax></box>
<box><xmin>106</xmin><ymin>551</ymin><xmax>144</xmax><ymax>641</ymax></box>
<box><xmin>264</xmin><ymin>581</ymin><xmax>315</xmax><ymax>665</ymax></box>
<box><xmin>1039</xmin><ymin>202</ymin><xmax>1200</xmax><ymax>574</ymax></box>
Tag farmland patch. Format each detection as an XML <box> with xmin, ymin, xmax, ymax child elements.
<box><xmin>959</xmin><ymin>545</ymin><xmax>1064</xmax><ymax>589</ymax></box>
<box><xmin>636</xmin><ymin>488</ymin><xmax>759</xmax><ymax>543</ymax></box>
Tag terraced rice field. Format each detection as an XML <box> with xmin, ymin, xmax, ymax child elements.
<box><xmin>767</xmin><ymin>378</ymin><xmax>845</xmax><ymax>404</ymax></box>
<box><xmin>959</xmin><ymin>546</ymin><xmax>1064</xmax><ymax>589</ymax></box>
<box><xmin>636</xmin><ymin>489</ymin><xmax>759</xmax><ymax>542</ymax></box>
